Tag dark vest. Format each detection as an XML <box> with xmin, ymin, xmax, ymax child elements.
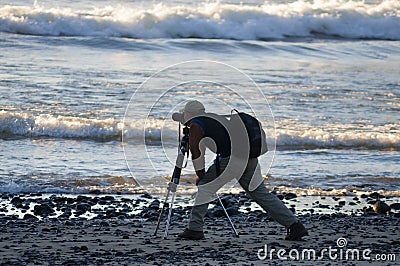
<box><xmin>191</xmin><ymin>114</ymin><xmax>231</xmax><ymax>157</ymax></box>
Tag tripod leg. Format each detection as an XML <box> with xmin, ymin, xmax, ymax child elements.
<box><xmin>164</xmin><ymin>191</ymin><xmax>176</xmax><ymax>239</ymax></box>
<box><xmin>153</xmin><ymin>189</ymin><xmax>170</xmax><ymax>236</ymax></box>
<box><xmin>217</xmin><ymin>194</ymin><xmax>239</xmax><ymax>238</ymax></box>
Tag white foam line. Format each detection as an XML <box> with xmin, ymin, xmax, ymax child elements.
<box><xmin>0</xmin><ymin>0</ymin><xmax>399</xmax><ymax>40</ymax></box>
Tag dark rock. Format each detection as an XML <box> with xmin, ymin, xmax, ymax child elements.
<box><xmin>140</xmin><ymin>209</ymin><xmax>158</xmax><ymax>220</ymax></box>
<box><xmin>23</xmin><ymin>214</ymin><xmax>38</xmax><ymax>220</ymax></box>
<box><xmin>318</xmin><ymin>214</ymin><xmax>330</xmax><ymax>220</ymax></box>
<box><xmin>373</xmin><ymin>201</ymin><xmax>391</xmax><ymax>214</ymax></box>
<box><xmin>144</xmin><ymin>238</ymin><xmax>153</xmax><ymax>245</ymax></box>
<box><xmin>362</xmin><ymin>206</ymin><xmax>376</xmax><ymax>215</ymax></box>
<box><xmin>59</xmin><ymin>211</ymin><xmax>72</xmax><ymax>219</ymax></box>
<box><xmin>103</xmin><ymin>195</ymin><xmax>115</xmax><ymax>201</ymax></box>
<box><xmin>284</xmin><ymin>193</ymin><xmax>297</xmax><ymax>200</ymax></box>
<box><xmin>369</xmin><ymin>192</ymin><xmax>381</xmax><ymax>198</ymax></box>
<box><xmin>105</xmin><ymin>208</ymin><xmax>116</xmax><ymax>217</ymax></box>
<box><xmin>118</xmin><ymin>214</ymin><xmax>127</xmax><ymax>220</ymax></box>
<box><xmin>140</xmin><ymin>193</ymin><xmax>152</xmax><ymax>199</ymax></box>
<box><xmin>208</xmin><ymin>206</ymin><xmax>224</xmax><ymax>217</ymax></box>
<box><xmin>11</xmin><ymin>197</ymin><xmax>23</xmax><ymax>205</ymax></box>
<box><xmin>89</xmin><ymin>190</ymin><xmax>101</xmax><ymax>195</ymax></box>
<box><xmin>74</xmin><ymin>211</ymin><xmax>85</xmax><ymax>217</ymax></box>
<box><xmin>65</xmin><ymin>220</ymin><xmax>75</xmax><ymax>226</ymax></box>
<box><xmin>33</xmin><ymin>204</ymin><xmax>54</xmax><ymax>217</ymax></box>
<box><xmin>389</xmin><ymin>203</ymin><xmax>400</xmax><ymax>210</ymax></box>
<box><xmin>1</xmin><ymin>193</ymin><xmax>10</xmax><ymax>199</ymax></box>
<box><xmin>238</xmin><ymin>197</ymin><xmax>249</xmax><ymax>204</ymax></box>
<box><xmin>219</xmin><ymin>195</ymin><xmax>237</xmax><ymax>208</ymax></box>
<box><xmin>66</xmin><ymin>198</ymin><xmax>76</xmax><ymax>205</ymax></box>
<box><xmin>98</xmin><ymin>200</ymin><xmax>107</xmax><ymax>205</ymax></box>
<box><xmin>77</xmin><ymin>195</ymin><xmax>90</xmax><ymax>202</ymax></box>
<box><xmin>89</xmin><ymin>198</ymin><xmax>99</xmax><ymax>205</ymax></box>
<box><xmin>338</xmin><ymin>201</ymin><xmax>346</xmax><ymax>206</ymax></box>
<box><xmin>76</xmin><ymin>203</ymin><xmax>91</xmax><ymax>213</ymax></box>
<box><xmin>115</xmin><ymin>251</ymin><xmax>125</xmax><ymax>256</ymax></box>
<box><xmin>100</xmin><ymin>221</ymin><xmax>110</xmax><ymax>227</ymax></box>
<box><xmin>149</xmin><ymin>200</ymin><xmax>160</xmax><ymax>210</ymax></box>
<box><xmin>226</xmin><ymin>207</ymin><xmax>239</xmax><ymax>216</ymax></box>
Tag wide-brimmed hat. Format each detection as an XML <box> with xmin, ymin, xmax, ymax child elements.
<box><xmin>172</xmin><ymin>100</ymin><xmax>205</xmax><ymax>123</ymax></box>
<box><xmin>182</xmin><ymin>100</ymin><xmax>205</xmax><ymax>114</ymax></box>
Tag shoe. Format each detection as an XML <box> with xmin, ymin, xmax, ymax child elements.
<box><xmin>285</xmin><ymin>222</ymin><xmax>308</xmax><ymax>241</ymax></box>
<box><xmin>177</xmin><ymin>228</ymin><xmax>204</xmax><ymax>240</ymax></box>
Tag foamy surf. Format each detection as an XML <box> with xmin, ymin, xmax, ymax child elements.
<box><xmin>0</xmin><ymin>110</ymin><xmax>399</xmax><ymax>150</ymax></box>
<box><xmin>0</xmin><ymin>0</ymin><xmax>399</xmax><ymax>40</ymax></box>
<box><xmin>1</xmin><ymin>174</ymin><xmax>399</xmax><ymax>197</ymax></box>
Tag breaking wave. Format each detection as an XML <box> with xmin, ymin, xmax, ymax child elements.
<box><xmin>1</xmin><ymin>110</ymin><xmax>399</xmax><ymax>150</ymax></box>
<box><xmin>0</xmin><ymin>0</ymin><xmax>399</xmax><ymax>40</ymax></box>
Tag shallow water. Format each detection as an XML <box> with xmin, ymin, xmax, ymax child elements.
<box><xmin>0</xmin><ymin>0</ymin><xmax>399</xmax><ymax>195</ymax></box>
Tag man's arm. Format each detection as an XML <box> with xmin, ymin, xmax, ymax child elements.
<box><xmin>189</xmin><ymin>122</ymin><xmax>205</xmax><ymax>182</ymax></box>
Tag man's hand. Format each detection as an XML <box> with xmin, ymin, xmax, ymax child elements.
<box><xmin>195</xmin><ymin>169</ymin><xmax>205</xmax><ymax>186</ymax></box>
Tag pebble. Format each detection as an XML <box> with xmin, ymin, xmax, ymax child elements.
<box><xmin>208</xmin><ymin>206</ymin><xmax>224</xmax><ymax>217</ymax></box>
<box><xmin>389</xmin><ymin>203</ymin><xmax>400</xmax><ymax>210</ymax></box>
<box><xmin>89</xmin><ymin>190</ymin><xmax>101</xmax><ymax>195</ymax></box>
<box><xmin>149</xmin><ymin>200</ymin><xmax>160</xmax><ymax>210</ymax></box>
<box><xmin>226</xmin><ymin>207</ymin><xmax>239</xmax><ymax>216</ymax></box>
<box><xmin>23</xmin><ymin>214</ymin><xmax>38</xmax><ymax>220</ymax></box>
<box><xmin>10</xmin><ymin>197</ymin><xmax>23</xmax><ymax>205</ymax></box>
<box><xmin>76</xmin><ymin>203</ymin><xmax>91</xmax><ymax>213</ymax></box>
<box><xmin>276</xmin><ymin>194</ymin><xmax>284</xmax><ymax>200</ymax></box>
<box><xmin>373</xmin><ymin>201</ymin><xmax>391</xmax><ymax>214</ymax></box>
<box><xmin>33</xmin><ymin>204</ymin><xmax>54</xmax><ymax>217</ymax></box>
<box><xmin>284</xmin><ymin>193</ymin><xmax>297</xmax><ymax>200</ymax></box>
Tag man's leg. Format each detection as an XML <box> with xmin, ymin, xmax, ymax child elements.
<box><xmin>186</xmin><ymin>163</ymin><xmax>218</xmax><ymax>232</ymax></box>
<box><xmin>184</xmin><ymin>156</ymin><xmax>238</xmax><ymax>235</ymax></box>
<box><xmin>239</xmin><ymin>158</ymin><xmax>298</xmax><ymax>228</ymax></box>
<box><xmin>178</xmin><ymin>163</ymin><xmax>220</xmax><ymax>239</ymax></box>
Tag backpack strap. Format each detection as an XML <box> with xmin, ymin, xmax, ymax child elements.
<box><xmin>191</xmin><ymin>118</ymin><xmax>205</xmax><ymax>130</ymax></box>
<box><xmin>215</xmin><ymin>153</ymin><xmax>221</xmax><ymax>177</ymax></box>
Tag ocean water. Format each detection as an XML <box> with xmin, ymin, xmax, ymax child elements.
<box><xmin>0</xmin><ymin>0</ymin><xmax>399</xmax><ymax>196</ymax></box>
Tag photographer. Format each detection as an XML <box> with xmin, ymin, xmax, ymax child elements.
<box><xmin>175</xmin><ymin>100</ymin><xmax>308</xmax><ymax>241</ymax></box>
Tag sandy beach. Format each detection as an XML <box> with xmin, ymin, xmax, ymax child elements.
<box><xmin>0</xmin><ymin>192</ymin><xmax>399</xmax><ymax>265</ymax></box>
<box><xmin>1</xmin><ymin>1</ymin><xmax>399</xmax><ymax>265</ymax></box>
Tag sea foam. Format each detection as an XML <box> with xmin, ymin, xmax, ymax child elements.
<box><xmin>0</xmin><ymin>0</ymin><xmax>399</xmax><ymax>40</ymax></box>
<box><xmin>1</xmin><ymin>111</ymin><xmax>399</xmax><ymax>150</ymax></box>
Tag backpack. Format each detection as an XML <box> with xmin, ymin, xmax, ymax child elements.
<box><xmin>228</xmin><ymin>110</ymin><xmax>268</xmax><ymax>158</ymax></box>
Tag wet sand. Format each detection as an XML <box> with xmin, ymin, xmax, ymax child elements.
<box><xmin>0</xmin><ymin>192</ymin><xmax>399</xmax><ymax>265</ymax></box>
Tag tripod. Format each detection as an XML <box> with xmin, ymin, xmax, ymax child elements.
<box><xmin>154</xmin><ymin>125</ymin><xmax>239</xmax><ymax>239</ymax></box>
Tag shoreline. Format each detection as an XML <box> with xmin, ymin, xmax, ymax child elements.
<box><xmin>0</xmin><ymin>192</ymin><xmax>399</xmax><ymax>265</ymax></box>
